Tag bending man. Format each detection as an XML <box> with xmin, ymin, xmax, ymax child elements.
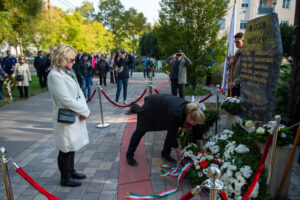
<box><xmin>126</xmin><ymin>94</ymin><xmax>205</xmax><ymax>166</ymax></box>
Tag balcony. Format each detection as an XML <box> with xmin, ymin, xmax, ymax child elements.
<box><xmin>258</xmin><ymin>7</ymin><xmax>274</xmax><ymax>14</ymax></box>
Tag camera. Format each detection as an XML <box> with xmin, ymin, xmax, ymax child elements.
<box><xmin>176</xmin><ymin>53</ymin><xmax>182</xmax><ymax>57</ymax></box>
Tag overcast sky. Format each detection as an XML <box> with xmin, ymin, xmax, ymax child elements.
<box><xmin>50</xmin><ymin>0</ymin><xmax>160</xmax><ymax>25</ymax></box>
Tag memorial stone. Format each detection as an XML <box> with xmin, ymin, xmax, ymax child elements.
<box><xmin>240</xmin><ymin>13</ymin><xmax>283</xmax><ymax>123</ymax></box>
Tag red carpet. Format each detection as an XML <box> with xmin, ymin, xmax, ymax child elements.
<box><xmin>118</xmin><ymin>80</ymin><xmax>169</xmax><ymax>200</ymax></box>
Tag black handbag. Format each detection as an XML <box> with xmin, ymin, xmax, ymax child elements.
<box><xmin>57</xmin><ymin>108</ymin><xmax>76</xmax><ymax>124</ymax></box>
<box><xmin>16</xmin><ymin>75</ymin><xmax>24</xmax><ymax>81</ymax></box>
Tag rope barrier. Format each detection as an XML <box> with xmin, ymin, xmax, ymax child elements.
<box><xmin>198</xmin><ymin>93</ymin><xmax>213</xmax><ymax>103</ymax></box>
<box><xmin>101</xmin><ymin>88</ymin><xmax>148</xmax><ymax>108</ymax></box>
<box><xmin>154</xmin><ymin>88</ymin><xmax>159</xmax><ymax>94</ymax></box>
<box><xmin>86</xmin><ymin>89</ymin><xmax>97</xmax><ymax>103</ymax></box>
<box><xmin>15</xmin><ymin>167</ymin><xmax>61</xmax><ymax>200</ymax></box>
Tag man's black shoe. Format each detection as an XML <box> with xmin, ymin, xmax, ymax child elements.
<box><xmin>126</xmin><ymin>157</ymin><xmax>137</xmax><ymax>166</ymax></box>
<box><xmin>60</xmin><ymin>178</ymin><xmax>82</xmax><ymax>187</ymax></box>
<box><xmin>161</xmin><ymin>155</ymin><xmax>177</xmax><ymax>164</ymax></box>
<box><xmin>71</xmin><ymin>171</ymin><xmax>86</xmax><ymax>179</ymax></box>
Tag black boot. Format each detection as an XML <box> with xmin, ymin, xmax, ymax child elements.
<box><xmin>70</xmin><ymin>152</ymin><xmax>86</xmax><ymax>179</ymax></box>
<box><xmin>60</xmin><ymin>177</ymin><xmax>82</xmax><ymax>187</ymax></box>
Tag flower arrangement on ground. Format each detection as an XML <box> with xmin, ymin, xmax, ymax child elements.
<box><xmin>3</xmin><ymin>76</ymin><xmax>16</xmax><ymax>89</ymax></box>
<box><xmin>221</xmin><ymin>97</ymin><xmax>241</xmax><ymax>115</ymax></box>
<box><xmin>181</xmin><ymin>125</ymin><xmax>270</xmax><ymax>200</ymax></box>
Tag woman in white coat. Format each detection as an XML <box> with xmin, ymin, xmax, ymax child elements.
<box><xmin>12</xmin><ymin>56</ymin><xmax>32</xmax><ymax>99</ymax></box>
<box><xmin>47</xmin><ymin>44</ymin><xmax>91</xmax><ymax>187</ymax></box>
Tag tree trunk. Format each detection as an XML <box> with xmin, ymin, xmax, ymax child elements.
<box><xmin>19</xmin><ymin>37</ymin><xmax>23</xmax><ymax>56</ymax></box>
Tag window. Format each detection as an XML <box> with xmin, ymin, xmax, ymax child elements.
<box><xmin>219</xmin><ymin>19</ymin><xmax>226</xmax><ymax>30</ymax></box>
<box><xmin>259</xmin><ymin>0</ymin><xmax>267</xmax><ymax>8</ymax></box>
<box><xmin>283</xmin><ymin>0</ymin><xmax>290</xmax><ymax>8</ymax></box>
<box><xmin>281</xmin><ymin>20</ymin><xmax>289</xmax><ymax>24</ymax></box>
<box><xmin>241</xmin><ymin>0</ymin><xmax>249</xmax><ymax>8</ymax></box>
<box><xmin>240</xmin><ymin>20</ymin><xmax>248</xmax><ymax>29</ymax></box>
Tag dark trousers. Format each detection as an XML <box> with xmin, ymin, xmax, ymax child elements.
<box><xmin>143</xmin><ymin>67</ymin><xmax>150</xmax><ymax>78</ymax></box>
<box><xmin>17</xmin><ymin>86</ymin><xmax>28</xmax><ymax>98</ymax></box>
<box><xmin>0</xmin><ymin>83</ymin><xmax>4</xmax><ymax>100</ymax></box>
<box><xmin>99</xmin><ymin>75</ymin><xmax>107</xmax><ymax>86</ymax></box>
<box><xmin>116</xmin><ymin>78</ymin><xmax>129</xmax><ymax>102</ymax></box>
<box><xmin>126</xmin><ymin>129</ymin><xmax>172</xmax><ymax>158</ymax></box>
<box><xmin>110</xmin><ymin>71</ymin><xmax>116</xmax><ymax>84</ymax></box>
<box><xmin>171</xmin><ymin>80</ymin><xmax>185</xmax><ymax>99</ymax></box>
<box><xmin>38</xmin><ymin>73</ymin><xmax>47</xmax><ymax>88</ymax></box>
<box><xmin>57</xmin><ymin>151</ymin><xmax>75</xmax><ymax>179</ymax></box>
<box><xmin>231</xmin><ymin>84</ymin><xmax>240</xmax><ymax>97</ymax></box>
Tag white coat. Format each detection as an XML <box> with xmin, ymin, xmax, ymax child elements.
<box><xmin>47</xmin><ymin>67</ymin><xmax>91</xmax><ymax>153</ymax></box>
<box><xmin>12</xmin><ymin>63</ymin><xmax>32</xmax><ymax>86</ymax></box>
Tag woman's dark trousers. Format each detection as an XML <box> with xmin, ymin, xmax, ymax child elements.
<box><xmin>17</xmin><ymin>86</ymin><xmax>28</xmax><ymax>98</ymax></box>
<box><xmin>57</xmin><ymin>151</ymin><xmax>75</xmax><ymax>180</ymax></box>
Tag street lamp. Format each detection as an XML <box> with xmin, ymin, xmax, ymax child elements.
<box><xmin>273</xmin><ymin>0</ymin><xmax>277</xmax><ymax>13</ymax></box>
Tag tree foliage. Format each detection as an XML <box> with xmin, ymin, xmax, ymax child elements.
<box><xmin>138</xmin><ymin>30</ymin><xmax>162</xmax><ymax>59</ymax></box>
<box><xmin>280</xmin><ymin>23</ymin><xmax>293</xmax><ymax>57</ymax></box>
<box><xmin>75</xmin><ymin>0</ymin><xmax>95</xmax><ymax>20</ymax></box>
<box><xmin>156</xmin><ymin>0</ymin><xmax>228</xmax><ymax>88</ymax></box>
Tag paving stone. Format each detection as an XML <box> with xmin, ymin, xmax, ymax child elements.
<box><xmin>99</xmin><ymin>190</ymin><xmax>117</xmax><ymax>200</ymax></box>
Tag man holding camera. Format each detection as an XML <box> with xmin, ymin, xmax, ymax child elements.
<box><xmin>166</xmin><ymin>50</ymin><xmax>192</xmax><ymax>99</ymax></box>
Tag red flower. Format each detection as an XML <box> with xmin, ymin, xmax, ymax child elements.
<box><xmin>8</xmin><ymin>77</ymin><xmax>12</xmax><ymax>80</ymax></box>
<box><xmin>200</xmin><ymin>160</ymin><xmax>209</xmax><ymax>168</ymax></box>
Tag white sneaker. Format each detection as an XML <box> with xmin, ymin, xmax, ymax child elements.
<box><xmin>123</xmin><ymin>100</ymin><xmax>129</xmax><ymax>105</ymax></box>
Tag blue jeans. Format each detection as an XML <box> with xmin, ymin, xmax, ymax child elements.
<box><xmin>116</xmin><ymin>78</ymin><xmax>128</xmax><ymax>102</ymax></box>
<box><xmin>130</xmin><ymin>66</ymin><xmax>134</xmax><ymax>77</ymax></box>
<box><xmin>143</xmin><ymin>67</ymin><xmax>150</xmax><ymax>78</ymax></box>
<box><xmin>81</xmin><ymin>77</ymin><xmax>92</xmax><ymax>99</ymax></box>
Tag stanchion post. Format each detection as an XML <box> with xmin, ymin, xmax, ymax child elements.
<box><xmin>267</xmin><ymin>115</ymin><xmax>281</xmax><ymax>185</ymax></box>
<box><xmin>203</xmin><ymin>167</ymin><xmax>224</xmax><ymax>200</ymax></box>
<box><xmin>96</xmin><ymin>82</ymin><xmax>110</xmax><ymax>128</ymax></box>
<box><xmin>215</xmin><ymin>85</ymin><xmax>220</xmax><ymax>135</ymax></box>
<box><xmin>148</xmin><ymin>76</ymin><xmax>153</xmax><ymax>95</ymax></box>
<box><xmin>0</xmin><ymin>147</ymin><xmax>14</xmax><ymax>200</ymax></box>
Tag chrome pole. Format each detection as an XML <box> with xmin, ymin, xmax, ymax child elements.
<box><xmin>96</xmin><ymin>82</ymin><xmax>110</xmax><ymax>128</ymax></box>
<box><xmin>0</xmin><ymin>147</ymin><xmax>14</xmax><ymax>200</ymax></box>
<box><xmin>149</xmin><ymin>76</ymin><xmax>152</xmax><ymax>95</ymax></box>
<box><xmin>203</xmin><ymin>167</ymin><xmax>224</xmax><ymax>200</ymax></box>
<box><xmin>267</xmin><ymin>115</ymin><xmax>281</xmax><ymax>185</ymax></box>
<box><xmin>215</xmin><ymin>85</ymin><xmax>220</xmax><ymax>135</ymax></box>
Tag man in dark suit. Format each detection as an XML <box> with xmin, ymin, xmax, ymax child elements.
<box><xmin>126</xmin><ymin>94</ymin><xmax>205</xmax><ymax>166</ymax></box>
<box><xmin>3</xmin><ymin>50</ymin><xmax>17</xmax><ymax>75</ymax></box>
<box><xmin>34</xmin><ymin>50</ymin><xmax>47</xmax><ymax>88</ymax></box>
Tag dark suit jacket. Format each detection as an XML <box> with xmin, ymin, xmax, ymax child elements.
<box><xmin>34</xmin><ymin>56</ymin><xmax>47</xmax><ymax>75</ymax></box>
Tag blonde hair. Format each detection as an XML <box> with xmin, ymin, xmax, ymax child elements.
<box><xmin>185</xmin><ymin>102</ymin><xmax>205</xmax><ymax>124</ymax></box>
<box><xmin>52</xmin><ymin>44</ymin><xmax>76</xmax><ymax>72</ymax></box>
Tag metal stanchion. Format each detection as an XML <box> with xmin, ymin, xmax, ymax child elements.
<box><xmin>215</xmin><ymin>85</ymin><xmax>220</xmax><ymax>135</ymax></box>
<box><xmin>96</xmin><ymin>82</ymin><xmax>110</xmax><ymax>128</ymax></box>
<box><xmin>0</xmin><ymin>147</ymin><xmax>14</xmax><ymax>200</ymax></box>
<box><xmin>267</xmin><ymin>115</ymin><xmax>281</xmax><ymax>185</ymax></box>
<box><xmin>148</xmin><ymin>76</ymin><xmax>153</xmax><ymax>95</ymax></box>
<box><xmin>203</xmin><ymin>167</ymin><xmax>224</xmax><ymax>200</ymax></box>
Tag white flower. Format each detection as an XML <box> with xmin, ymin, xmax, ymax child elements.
<box><xmin>250</xmin><ymin>182</ymin><xmax>260</xmax><ymax>198</ymax></box>
<box><xmin>256</xmin><ymin>127</ymin><xmax>265</xmax><ymax>134</ymax></box>
<box><xmin>203</xmin><ymin>168</ymin><xmax>209</xmax><ymax>175</ymax></box>
<box><xmin>198</xmin><ymin>171</ymin><xmax>203</xmax><ymax>177</ymax></box>
<box><xmin>281</xmin><ymin>133</ymin><xmax>287</xmax><ymax>138</ymax></box>
<box><xmin>240</xmin><ymin>166</ymin><xmax>252</xmax><ymax>179</ymax></box>
<box><xmin>195</xmin><ymin>165</ymin><xmax>200</xmax><ymax>170</ymax></box>
<box><xmin>235</xmin><ymin>144</ymin><xmax>250</xmax><ymax>154</ymax></box>
<box><xmin>236</xmin><ymin>99</ymin><xmax>240</xmax><ymax>103</ymax></box>
<box><xmin>219</xmin><ymin>134</ymin><xmax>228</xmax><ymax>140</ymax></box>
<box><xmin>245</xmin><ymin>120</ymin><xmax>253</xmax><ymax>128</ymax></box>
<box><xmin>209</xmin><ymin>145</ymin><xmax>219</xmax><ymax>154</ymax></box>
<box><xmin>210</xmin><ymin>163</ymin><xmax>219</xmax><ymax>169</ymax></box>
<box><xmin>226</xmin><ymin>169</ymin><xmax>233</xmax><ymax>177</ymax></box>
<box><xmin>234</xmin><ymin>175</ymin><xmax>246</xmax><ymax>188</ymax></box>
<box><xmin>204</xmin><ymin>141</ymin><xmax>215</xmax><ymax>149</ymax></box>
<box><xmin>236</xmin><ymin>196</ymin><xmax>242</xmax><ymax>200</ymax></box>
<box><xmin>223</xmin><ymin>184</ymin><xmax>234</xmax><ymax>195</ymax></box>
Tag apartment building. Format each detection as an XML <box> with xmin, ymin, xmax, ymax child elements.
<box><xmin>220</xmin><ymin>0</ymin><xmax>296</xmax><ymax>36</ymax></box>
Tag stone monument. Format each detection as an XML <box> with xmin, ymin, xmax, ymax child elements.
<box><xmin>240</xmin><ymin>13</ymin><xmax>283</xmax><ymax>123</ymax></box>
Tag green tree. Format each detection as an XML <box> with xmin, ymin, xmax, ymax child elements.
<box><xmin>139</xmin><ymin>30</ymin><xmax>162</xmax><ymax>59</ymax></box>
<box><xmin>280</xmin><ymin>23</ymin><xmax>293</xmax><ymax>57</ymax></box>
<box><xmin>75</xmin><ymin>0</ymin><xmax>95</xmax><ymax>20</ymax></box>
<box><xmin>156</xmin><ymin>0</ymin><xmax>228</xmax><ymax>89</ymax></box>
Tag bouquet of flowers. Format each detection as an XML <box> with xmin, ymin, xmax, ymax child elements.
<box><xmin>246</xmin><ymin>120</ymin><xmax>294</xmax><ymax>147</ymax></box>
<box><xmin>221</xmin><ymin>97</ymin><xmax>241</xmax><ymax>115</ymax></box>
<box><xmin>3</xmin><ymin>76</ymin><xmax>16</xmax><ymax>89</ymax></box>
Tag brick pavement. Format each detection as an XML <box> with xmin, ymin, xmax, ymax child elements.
<box><xmin>0</xmin><ymin>72</ymin><xmax>299</xmax><ymax>200</ymax></box>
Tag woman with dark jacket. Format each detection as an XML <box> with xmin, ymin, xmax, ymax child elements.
<box><xmin>78</xmin><ymin>52</ymin><xmax>93</xmax><ymax>99</ymax></box>
<box><xmin>115</xmin><ymin>49</ymin><xmax>132</xmax><ymax>104</ymax></box>
<box><xmin>95</xmin><ymin>54</ymin><xmax>109</xmax><ymax>86</ymax></box>
<box><xmin>0</xmin><ymin>64</ymin><xmax>7</xmax><ymax>101</ymax></box>
<box><xmin>126</xmin><ymin>94</ymin><xmax>205</xmax><ymax>166</ymax></box>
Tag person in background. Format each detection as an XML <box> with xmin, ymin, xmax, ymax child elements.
<box><xmin>150</xmin><ymin>58</ymin><xmax>156</xmax><ymax>77</ymax></box>
<box><xmin>75</xmin><ymin>49</ymin><xmax>83</xmax><ymax>64</ymax></box>
<box><xmin>3</xmin><ymin>50</ymin><xmax>17</xmax><ymax>75</ymax></box>
<box><xmin>34</xmin><ymin>50</ymin><xmax>47</xmax><ymax>88</ymax></box>
<box><xmin>142</xmin><ymin>56</ymin><xmax>150</xmax><ymax>78</ymax></box>
<box><xmin>95</xmin><ymin>53</ymin><xmax>109</xmax><ymax>86</ymax></box>
<box><xmin>12</xmin><ymin>56</ymin><xmax>32</xmax><ymax>100</ymax></box>
<box><xmin>126</xmin><ymin>94</ymin><xmax>205</xmax><ymax>166</ymax></box>
<box><xmin>166</xmin><ymin>50</ymin><xmax>192</xmax><ymax>99</ymax></box>
<box><xmin>45</xmin><ymin>53</ymin><xmax>53</xmax><ymax>76</ymax></box>
<box><xmin>47</xmin><ymin>44</ymin><xmax>91</xmax><ymax>187</ymax></box>
<box><xmin>228</xmin><ymin>32</ymin><xmax>244</xmax><ymax>97</ymax></box>
<box><xmin>0</xmin><ymin>64</ymin><xmax>7</xmax><ymax>101</ymax></box>
<box><xmin>115</xmin><ymin>49</ymin><xmax>132</xmax><ymax>105</ymax></box>
<box><xmin>129</xmin><ymin>52</ymin><xmax>135</xmax><ymax>78</ymax></box>
<box><xmin>108</xmin><ymin>52</ymin><xmax>116</xmax><ymax>85</ymax></box>
<box><xmin>78</xmin><ymin>52</ymin><xmax>93</xmax><ymax>99</ymax></box>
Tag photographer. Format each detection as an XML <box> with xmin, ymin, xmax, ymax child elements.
<box><xmin>114</xmin><ymin>49</ymin><xmax>132</xmax><ymax>104</ymax></box>
<box><xmin>166</xmin><ymin>50</ymin><xmax>192</xmax><ymax>99</ymax></box>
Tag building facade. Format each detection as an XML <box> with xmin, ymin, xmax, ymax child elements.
<box><xmin>220</xmin><ymin>0</ymin><xmax>296</xmax><ymax>36</ymax></box>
